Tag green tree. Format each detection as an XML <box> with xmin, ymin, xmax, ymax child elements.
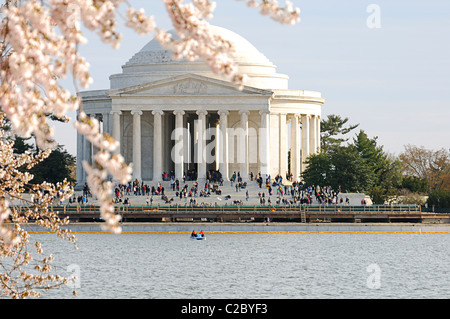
<box><xmin>303</xmin><ymin>128</ymin><xmax>403</xmax><ymax>203</ymax></box>
<box><xmin>12</xmin><ymin>136</ymin><xmax>75</xmax><ymax>185</ymax></box>
<box><xmin>427</xmin><ymin>190</ymin><xmax>450</xmax><ymax>209</ymax></box>
<box><xmin>320</xmin><ymin>114</ymin><xmax>359</xmax><ymax>152</ymax></box>
<box><xmin>353</xmin><ymin>130</ymin><xmax>405</xmax><ymax>203</ymax></box>
<box><xmin>328</xmin><ymin>145</ymin><xmax>374</xmax><ymax>192</ymax></box>
<box><xmin>369</xmin><ymin>185</ymin><xmax>391</xmax><ymax>205</ymax></box>
<box><xmin>302</xmin><ymin>145</ymin><xmax>374</xmax><ymax>192</ymax></box>
<box><xmin>30</xmin><ymin>145</ymin><xmax>76</xmax><ymax>185</ymax></box>
<box><xmin>401</xmin><ymin>176</ymin><xmax>428</xmax><ymax>193</ymax></box>
<box><xmin>301</xmin><ymin>152</ymin><xmax>331</xmax><ymax>186</ymax></box>
<box><xmin>13</xmin><ymin>136</ymin><xmax>34</xmax><ymax>154</ymax></box>
<box><xmin>353</xmin><ymin>130</ymin><xmax>384</xmax><ymax>169</ymax></box>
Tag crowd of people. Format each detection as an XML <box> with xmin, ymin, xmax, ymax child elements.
<box><xmin>72</xmin><ymin>170</ymin><xmax>352</xmax><ymax>208</ymax></box>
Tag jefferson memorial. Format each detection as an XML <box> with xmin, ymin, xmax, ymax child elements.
<box><xmin>76</xmin><ymin>26</ymin><xmax>325</xmax><ymax>187</ymax></box>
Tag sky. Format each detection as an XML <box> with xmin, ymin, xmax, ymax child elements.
<box><xmin>55</xmin><ymin>0</ymin><xmax>450</xmax><ymax>157</ymax></box>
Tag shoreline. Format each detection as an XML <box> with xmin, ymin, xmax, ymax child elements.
<box><xmin>23</xmin><ymin>222</ymin><xmax>450</xmax><ymax>234</ymax></box>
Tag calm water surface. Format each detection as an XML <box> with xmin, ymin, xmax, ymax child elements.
<box><xmin>32</xmin><ymin>232</ymin><xmax>449</xmax><ymax>299</ymax></box>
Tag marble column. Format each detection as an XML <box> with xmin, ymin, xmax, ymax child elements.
<box><xmin>290</xmin><ymin>114</ymin><xmax>300</xmax><ymax>181</ymax></box>
<box><xmin>316</xmin><ymin>115</ymin><xmax>321</xmax><ymax>153</ymax></box>
<box><xmin>173</xmin><ymin>110</ymin><xmax>185</xmax><ymax>179</ymax></box>
<box><xmin>183</xmin><ymin>113</ymin><xmax>190</xmax><ymax>173</ymax></box>
<box><xmin>111</xmin><ymin>110</ymin><xmax>122</xmax><ymax>154</ymax></box>
<box><xmin>193</xmin><ymin>116</ymin><xmax>198</xmax><ymax>166</ymax></box>
<box><xmin>102</xmin><ymin>111</ymin><xmax>110</xmax><ymax>135</ymax></box>
<box><xmin>279</xmin><ymin>113</ymin><xmax>287</xmax><ymax>177</ymax></box>
<box><xmin>131</xmin><ymin>110</ymin><xmax>142</xmax><ymax>181</ymax></box>
<box><xmin>196</xmin><ymin>110</ymin><xmax>207</xmax><ymax>180</ymax></box>
<box><xmin>152</xmin><ymin>110</ymin><xmax>164</xmax><ymax>181</ymax></box>
<box><xmin>301</xmin><ymin>114</ymin><xmax>310</xmax><ymax>173</ymax></box>
<box><xmin>218</xmin><ymin>110</ymin><xmax>229</xmax><ymax>181</ymax></box>
<box><xmin>188</xmin><ymin>114</ymin><xmax>195</xmax><ymax>170</ymax></box>
<box><xmin>239</xmin><ymin>110</ymin><xmax>250</xmax><ymax>181</ymax></box>
<box><xmin>76</xmin><ymin>113</ymin><xmax>85</xmax><ymax>188</ymax></box>
<box><xmin>92</xmin><ymin>114</ymin><xmax>101</xmax><ymax>157</ymax></box>
<box><xmin>259</xmin><ymin>110</ymin><xmax>270</xmax><ymax>178</ymax></box>
<box><xmin>310</xmin><ymin>115</ymin><xmax>317</xmax><ymax>155</ymax></box>
<box><xmin>215</xmin><ymin>122</ymin><xmax>220</xmax><ymax>171</ymax></box>
<box><xmin>82</xmin><ymin>134</ymin><xmax>92</xmax><ymax>188</ymax></box>
<box><xmin>83</xmin><ymin>113</ymin><xmax>92</xmax><ymax>167</ymax></box>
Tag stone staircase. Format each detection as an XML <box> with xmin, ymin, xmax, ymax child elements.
<box><xmin>74</xmin><ymin>178</ymin><xmax>369</xmax><ymax>208</ymax></box>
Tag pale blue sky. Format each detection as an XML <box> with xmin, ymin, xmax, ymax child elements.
<box><xmin>56</xmin><ymin>0</ymin><xmax>450</xmax><ymax>156</ymax></box>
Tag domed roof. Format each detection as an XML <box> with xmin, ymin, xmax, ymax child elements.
<box><xmin>113</xmin><ymin>25</ymin><xmax>289</xmax><ymax>90</ymax></box>
<box><xmin>125</xmin><ymin>25</ymin><xmax>274</xmax><ymax>68</ymax></box>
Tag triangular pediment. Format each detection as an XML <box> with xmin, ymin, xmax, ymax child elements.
<box><xmin>108</xmin><ymin>74</ymin><xmax>273</xmax><ymax>97</ymax></box>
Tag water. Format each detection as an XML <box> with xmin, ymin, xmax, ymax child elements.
<box><xmin>28</xmin><ymin>232</ymin><xmax>449</xmax><ymax>299</ymax></box>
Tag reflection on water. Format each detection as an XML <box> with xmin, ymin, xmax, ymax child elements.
<box><xmin>31</xmin><ymin>232</ymin><xmax>449</xmax><ymax>299</ymax></box>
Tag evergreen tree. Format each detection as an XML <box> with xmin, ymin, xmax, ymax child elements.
<box><xmin>30</xmin><ymin>145</ymin><xmax>76</xmax><ymax>185</ymax></box>
<box><xmin>401</xmin><ymin>176</ymin><xmax>428</xmax><ymax>193</ymax></box>
<box><xmin>427</xmin><ymin>190</ymin><xmax>450</xmax><ymax>209</ymax></box>
<box><xmin>302</xmin><ymin>145</ymin><xmax>374</xmax><ymax>192</ymax></box>
<box><xmin>320</xmin><ymin>114</ymin><xmax>359</xmax><ymax>152</ymax></box>
<box><xmin>302</xmin><ymin>128</ymin><xmax>402</xmax><ymax>203</ymax></box>
<box><xmin>11</xmin><ymin>136</ymin><xmax>75</xmax><ymax>185</ymax></box>
<box><xmin>353</xmin><ymin>130</ymin><xmax>402</xmax><ymax>203</ymax></box>
<box><xmin>353</xmin><ymin>130</ymin><xmax>401</xmax><ymax>189</ymax></box>
<box><xmin>301</xmin><ymin>152</ymin><xmax>331</xmax><ymax>186</ymax></box>
<box><xmin>13</xmin><ymin>136</ymin><xmax>34</xmax><ymax>154</ymax></box>
<box><xmin>328</xmin><ymin>145</ymin><xmax>374</xmax><ymax>192</ymax></box>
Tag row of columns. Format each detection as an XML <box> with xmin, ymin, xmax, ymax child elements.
<box><xmin>289</xmin><ymin>114</ymin><xmax>321</xmax><ymax>181</ymax></box>
<box><xmin>109</xmin><ymin>109</ymin><xmax>271</xmax><ymax>182</ymax></box>
<box><xmin>91</xmin><ymin>110</ymin><xmax>320</xmax><ymax>183</ymax></box>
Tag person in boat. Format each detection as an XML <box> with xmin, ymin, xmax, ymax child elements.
<box><xmin>191</xmin><ymin>230</ymin><xmax>197</xmax><ymax>237</ymax></box>
<box><xmin>199</xmin><ymin>230</ymin><xmax>204</xmax><ymax>237</ymax></box>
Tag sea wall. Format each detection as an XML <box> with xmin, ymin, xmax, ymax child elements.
<box><xmin>24</xmin><ymin>222</ymin><xmax>450</xmax><ymax>233</ymax></box>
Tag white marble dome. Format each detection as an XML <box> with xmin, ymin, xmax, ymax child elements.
<box><xmin>110</xmin><ymin>25</ymin><xmax>289</xmax><ymax>90</ymax></box>
<box><xmin>128</xmin><ymin>26</ymin><xmax>273</xmax><ymax>67</ymax></box>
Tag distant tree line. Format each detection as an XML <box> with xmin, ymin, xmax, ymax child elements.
<box><xmin>300</xmin><ymin>114</ymin><xmax>450</xmax><ymax>207</ymax></box>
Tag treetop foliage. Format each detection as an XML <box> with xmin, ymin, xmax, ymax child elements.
<box><xmin>320</xmin><ymin>114</ymin><xmax>359</xmax><ymax>151</ymax></box>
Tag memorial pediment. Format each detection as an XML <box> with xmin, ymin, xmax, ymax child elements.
<box><xmin>173</xmin><ymin>79</ymin><xmax>208</xmax><ymax>94</ymax></box>
<box><xmin>108</xmin><ymin>74</ymin><xmax>273</xmax><ymax>97</ymax></box>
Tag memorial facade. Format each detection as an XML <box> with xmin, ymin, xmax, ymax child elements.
<box><xmin>76</xmin><ymin>26</ymin><xmax>325</xmax><ymax>187</ymax></box>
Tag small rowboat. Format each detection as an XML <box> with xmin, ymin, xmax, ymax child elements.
<box><xmin>190</xmin><ymin>233</ymin><xmax>206</xmax><ymax>240</ymax></box>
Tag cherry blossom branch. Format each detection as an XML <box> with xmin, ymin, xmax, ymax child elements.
<box><xmin>0</xmin><ymin>0</ymin><xmax>300</xmax><ymax>240</ymax></box>
<box><xmin>240</xmin><ymin>0</ymin><xmax>301</xmax><ymax>25</ymax></box>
